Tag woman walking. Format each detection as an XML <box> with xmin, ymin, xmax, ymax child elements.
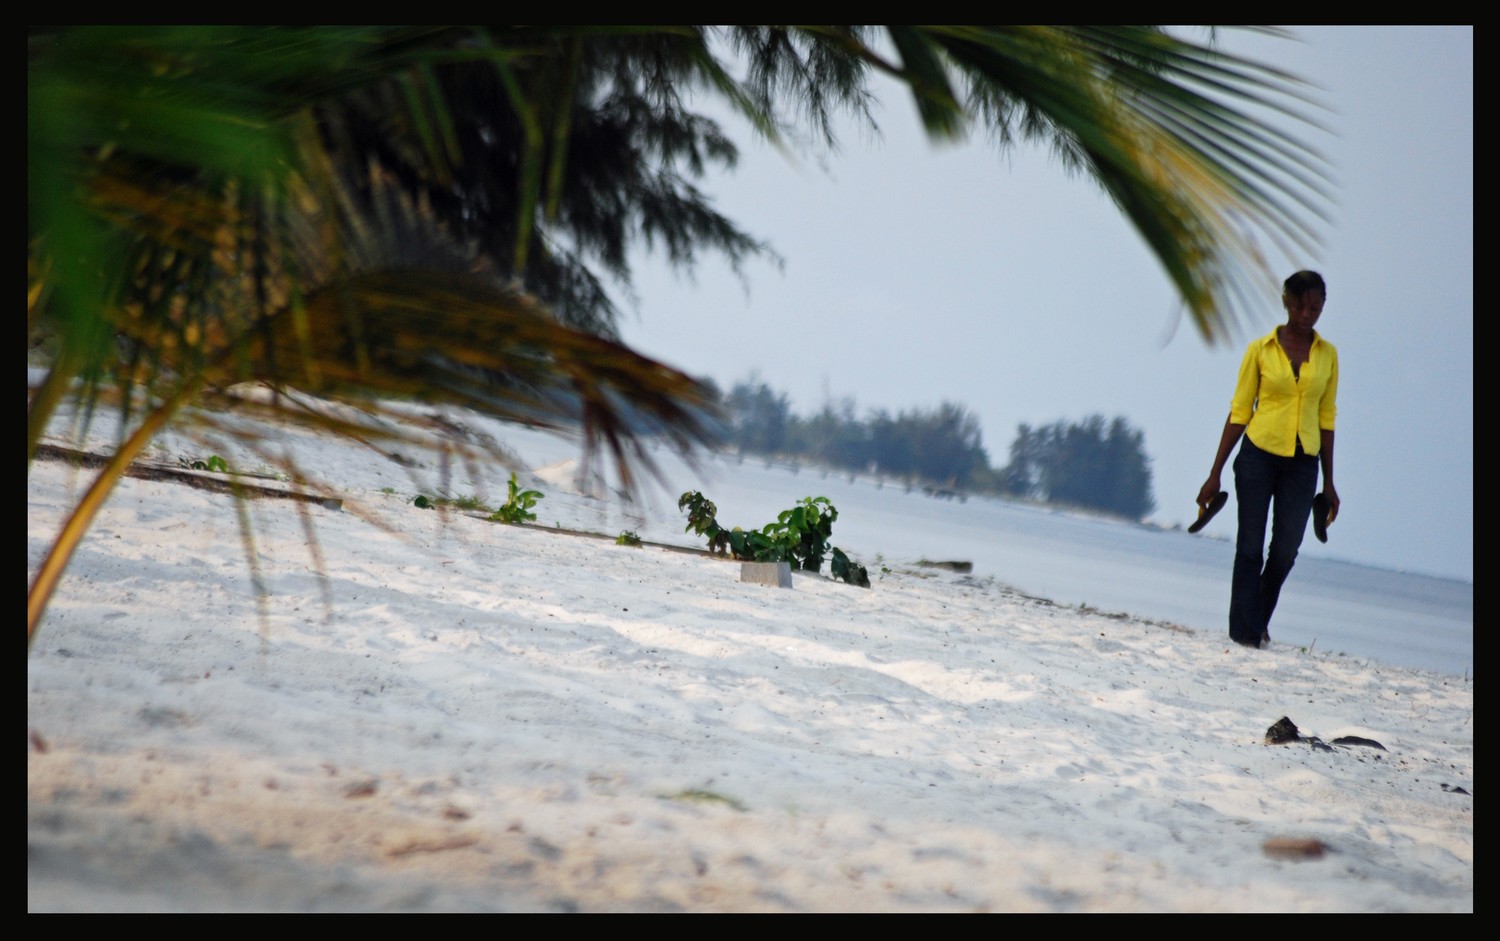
<box><xmin>1197</xmin><ymin>270</ymin><xmax>1340</xmax><ymax>649</ymax></box>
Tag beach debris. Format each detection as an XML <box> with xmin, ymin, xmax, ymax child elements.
<box><xmin>1262</xmin><ymin>836</ymin><xmax>1328</xmax><ymax>860</ymax></box>
<box><xmin>1265</xmin><ymin>716</ymin><xmax>1303</xmax><ymax>744</ymax></box>
<box><xmin>916</xmin><ymin>559</ymin><xmax>973</xmax><ymax>573</ymax></box>
<box><xmin>343</xmin><ymin>779</ymin><xmax>379</xmax><ymax>798</ymax></box>
<box><xmin>386</xmin><ymin>835</ymin><xmax>479</xmax><ymax>858</ymax></box>
<box><xmin>1265</xmin><ymin>717</ymin><xmax>1386</xmax><ymax>752</ymax></box>
<box><xmin>662</xmin><ymin>788</ymin><xmax>748</xmax><ymax>812</ymax></box>
<box><xmin>1330</xmin><ymin>735</ymin><xmax>1387</xmax><ymax>750</ymax></box>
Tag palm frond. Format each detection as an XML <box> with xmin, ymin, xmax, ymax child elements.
<box><xmin>893</xmin><ymin>26</ymin><xmax>1333</xmax><ymax>341</ymax></box>
<box><xmin>720</xmin><ymin>26</ymin><xmax>1332</xmax><ymax>342</ymax></box>
<box><xmin>28</xmin><ymin>27</ymin><xmax>731</xmax><ymax>644</ymax></box>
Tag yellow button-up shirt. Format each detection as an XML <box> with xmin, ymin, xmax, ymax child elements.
<box><xmin>1230</xmin><ymin>328</ymin><xmax>1338</xmax><ymax>457</ymax></box>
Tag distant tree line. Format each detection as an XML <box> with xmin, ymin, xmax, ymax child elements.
<box><xmin>997</xmin><ymin>415</ymin><xmax>1157</xmax><ymax>520</ymax></box>
<box><xmin>716</xmin><ymin>375</ymin><xmax>1156</xmax><ymax>520</ymax></box>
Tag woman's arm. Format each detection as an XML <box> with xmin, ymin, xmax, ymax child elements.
<box><xmin>1317</xmin><ymin>342</ymin><xmax>1338</xmax><ymax>524</ymax></box>
<box><xmin>1198</xmin><ymin>416</ymin><xmax>1246</xmax><ymax>508</ymax></box>
<box><xmin>1320</xmin><ymin>429</ymin><xmax>1339</xmax><ymax>524</ymax></box>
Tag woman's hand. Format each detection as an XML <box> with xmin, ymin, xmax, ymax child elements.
<box><xmin>1322</xmin><ymin>483</ymin><xmax>1340</xmax><ymax>526</ymax></box>
<box><xmin>1197</xmin><ymin>478</ymin><xmax>1223</xmax><ymax>509</ymax></box>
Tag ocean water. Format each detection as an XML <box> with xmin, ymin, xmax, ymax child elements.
<box><xmin>512</xmin><ymin>431</ymin><xmax>1473</xmax><ymax>680</ymax></box>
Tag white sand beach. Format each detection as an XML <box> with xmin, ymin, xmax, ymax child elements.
<box><xmin>28</xmin><ymin>403</ymin><xmax>1473</xmax><ymax>912</ymax></box>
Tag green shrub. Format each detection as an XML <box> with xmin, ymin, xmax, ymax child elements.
<box><xmin>678</xmin><ymin>491</ymin><xmax>869</xmax><ymax>587</ymax></box>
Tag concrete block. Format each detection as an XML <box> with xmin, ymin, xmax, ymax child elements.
<box><xmin>740</xmin><ymin>561</ymin><xmax>793</xmax><ymax>588</ymax></box>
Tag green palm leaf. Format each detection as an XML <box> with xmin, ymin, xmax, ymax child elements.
<box><xmin>737</xmin><ymin>26</ymin><xmax>1332</xmax><ymax>341</ymax></box>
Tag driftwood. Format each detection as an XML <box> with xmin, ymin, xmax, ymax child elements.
<box><xmin>916</xmin><ymin>559</ymin><xmax>973</xmax><ymax>574</ymax></box>
<box><xmin>34</xmin><ymin>443</ymin><xmax>343</xmax><ymax>511</ymax></box>
<box><xmin>1265</xmin><ymin>716</ymin><xmax>1387</xmax><ymax>752</ymax></box>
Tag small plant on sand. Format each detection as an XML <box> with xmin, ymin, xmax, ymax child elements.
<box><xmin>489</xmin><ymin>473</ymin><xmax>543</xmax><ymax>524</ymax></box>
<box><xmin>180</xmin><ymin>454</ymin><xmax>229</xmax><ymax>473</ymax></box>
<box><xmin>678</xmin><ymin>491</ymin><xmax>870</xmax><ymax>587</ymax></box>
<box><xmin>616</xmin><ymin>530</ymin><xmax>642</xmax><ymax>546</ymax></box>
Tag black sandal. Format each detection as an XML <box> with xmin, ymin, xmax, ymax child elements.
<box><xmin>1312</xmin><ymin>492</ymin><xmax>1330</xmax><ymax>543</ymax></box>
<box><xmin>1189</xmin><ymin>491</ymin><xmax>1228</xmax><ymax>534</ymax></box>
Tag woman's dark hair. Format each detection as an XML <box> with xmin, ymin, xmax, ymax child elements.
<box><xmin>1283</xmin><ymin>270</ymin><xmax>1327</xmax><ymax>299</ymax></box>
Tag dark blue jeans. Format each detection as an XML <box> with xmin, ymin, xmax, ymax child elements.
<box><xmin>1229</xmin><ymin>438</ymin><xmax>1319</xmax><ymax>645</ymax></box>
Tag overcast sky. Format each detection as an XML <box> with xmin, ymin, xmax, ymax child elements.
<box><xmin>616</xmin><ymin>26</ymin><xmax>1473</xmax><ymax>583</ymax></box>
